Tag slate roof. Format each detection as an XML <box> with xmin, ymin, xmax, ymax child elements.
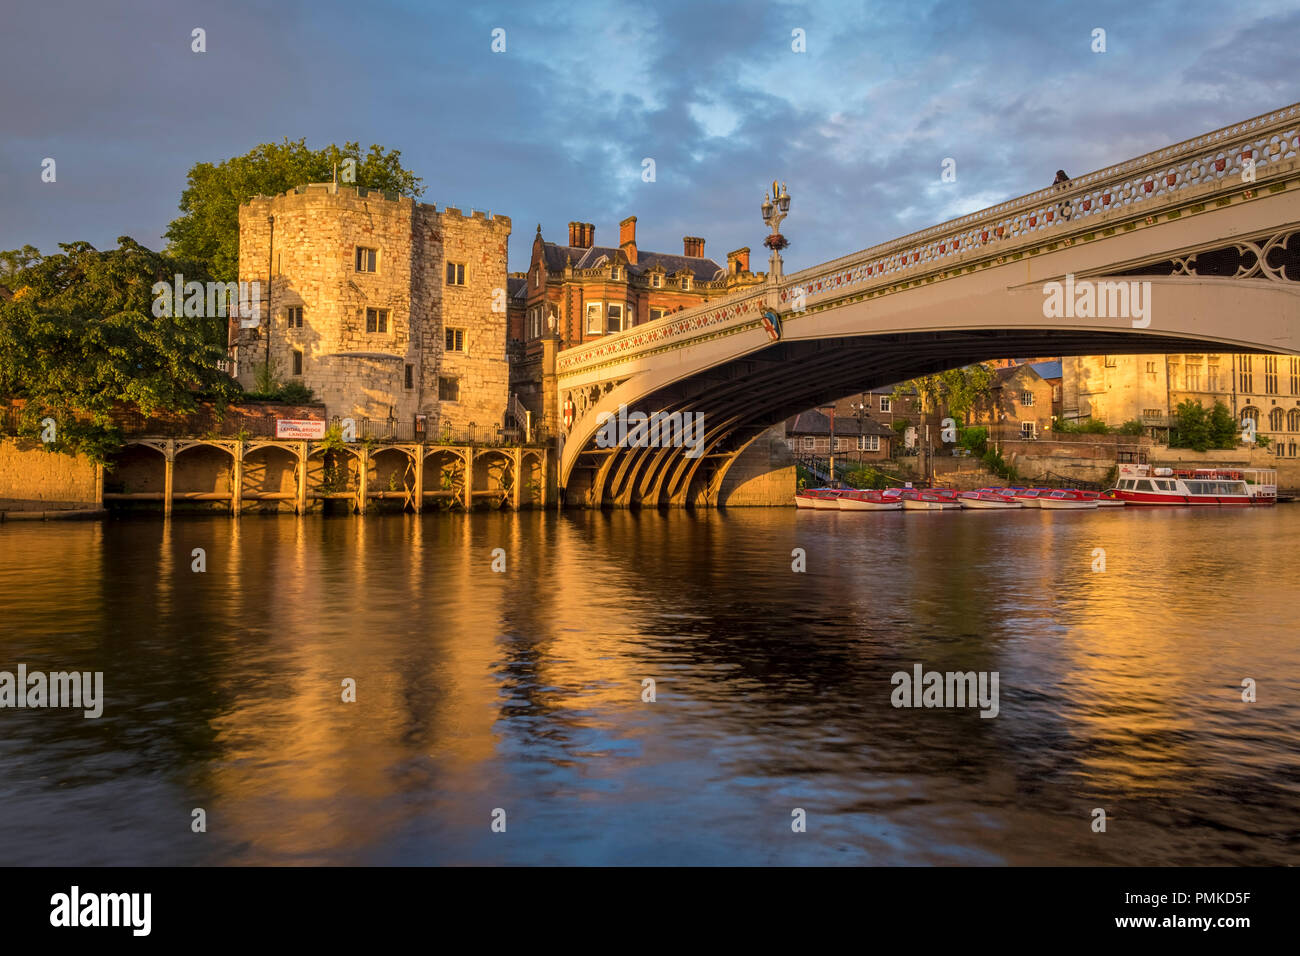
<box><xmin>541</xmin><ymin>242</ymin><xmax>724</xmax><ymax>281</ymax></box>
<box><xmin>507</xmin><ymin>275</ymin><xmax>527</xmax><ymax>300</ymax></box>
<box><xmin>785</xmin><ymin>410</ymin><xmax>895</xmax><ymax>437</ymax></box>
<box><xmin>1028</xmin><ymin>360</ymin><xmax>1063</xmax><ymax>380</ymax></box>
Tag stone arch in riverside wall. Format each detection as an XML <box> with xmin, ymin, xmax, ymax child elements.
<box><xmin>243</xmin><ymin>443</ymin><xmax>300</xmax><ymax>513</ymax></box>
<box><xmin>520</xmin><ymin>449</ymin><xmax>546</xmax><ymax>508</ymax></box>
<box><xmin>423</xmin><ymin>448</ymin><xmax>468</xmax><ymax>510</ymax></box>
<box><xmin>104</xmin><ymin>443</ymin><xmax>167</xmax><ymax>508</ymax></box>
<box><xmin>172</xmin><ymin>443</ymin><xmax>236</xmax><ymax>511</ymax></box>
<box><xmin>368</xmin><ymin>446</ymin><xmax>416</xmax><ymax>512</ymax></box>
<box><xmin>306</xmin><ymin>443</ymin><xmax>362</xmax><ymax>512</ymax></box>
<box><xmin>472</xmin><ymin>449</ymin><xmax>514</xmax><ymax>509</ymax></box>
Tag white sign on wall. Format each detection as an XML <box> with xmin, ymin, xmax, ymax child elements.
<box><xmin>275</xmin><ymin>419</ymin><xmax>326</xmax><ymax>439</ymax></box>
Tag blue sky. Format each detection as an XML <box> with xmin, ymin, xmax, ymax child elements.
<box><xmin>1</xmin><ymin>0</ymin><xmax>1297</xmax><ymax>273</ymax></box>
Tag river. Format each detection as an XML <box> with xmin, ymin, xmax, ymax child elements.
<box><xmin>1</xmin><ymin>506</ymin><xmax>1297</xmax><ymax>865</ymax></box>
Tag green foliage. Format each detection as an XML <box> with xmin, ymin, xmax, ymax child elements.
<box><xmin>0</xmin><ymin>238</ymin><xmax>238</xmax><ymax>463</ymax></box>
<box><xmin>980</xmin><ymin>447</ymin><xmax>1019</xmax><ymax>482</ymax></box>
<box><xmin>1116</xmin><ymin>419</ymin><xmax>1145</xmax><ymax>436</ymax></box>
<box><xmin>1170</xmin><ymin>399</ymin><xmax>1240</xmax><ymax>452</ymax></box>
<box><xmin>795</xmin><ymin>463</ymin><xmax>812</xmax><ymax>491</ymax></box>
<box><xmin>278</xmin><ymin>381</ymin><xmax>315</xmax><ymax>404</ymax></box>
<box><xmin>843</xmin><ymin>466</ymin><xmax>893</xmax><ymax>490</ymax></box>
<box><xmin>1208</xmin><ymin>402</ymin><xmax>1239</xmax><ymax>448</ymax></box>
<box><xmin>1256</xmin><ymin>434</ymin><xmax>1272</xmax><ymax>449</ymax></box>
<box><xmin>891</xmin><ymin>364</ymin><xmax>994</xmax><ymax>422</ymax></box>
<box><xmin>0</xmin><ymin>245</ymin><xmax>42</xmax><ymax>284</ymax></box>
<box><xmin>1052</xmin><ymin>416</ymin><xmax>1113</xmax><ymax>434</ymax></box>
<box><xmin>957</xmin><ymin>425</ymin><xmax>988</xmax><ymax>456</ymax></box>
<box><xmin>165</xmin><ymin>140</ymin><xmax>425</xmax><ymax>281</ymax></box>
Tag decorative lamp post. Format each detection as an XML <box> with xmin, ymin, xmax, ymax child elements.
<box><xmin>760</xmin><ymin>180</ymin><xmax>791</xmax><ymax>280</ymax></box>
<box><xmin>852</xmin><ymin>394</ymin><xmax>869</xmax><ymax>465</ymax></box>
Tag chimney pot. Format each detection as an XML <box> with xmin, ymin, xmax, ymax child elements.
<box><xmin>568</xmin><ymin>222</ymin><xmax>580</xmax><ymax>246</ymax></box>
<box><xmin>683</xmin><ymin>236</ymin><xmax>705</xmax><ymax>258</ymax></box>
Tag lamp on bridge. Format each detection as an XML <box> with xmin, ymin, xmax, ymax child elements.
<box><xmin>761</xmin><ymin>180</ymin><xmax>791</xmax><ymax>280</ymax></box>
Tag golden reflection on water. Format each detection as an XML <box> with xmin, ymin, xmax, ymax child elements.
<box><xmin>0</xmin><ymin>507</ymin><xmax>1297</xmax><ymax>864</ymax></box>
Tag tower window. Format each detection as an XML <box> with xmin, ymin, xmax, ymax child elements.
<box><xmin>446</xmin><ymin>262</ymin><xmax>466</xmax><ymax>286</ymax></box>
<box><xmin>366</xmin><ymin>308</ymin><xmax>389</xmax><ymax>333</ymax></box>
<box><xmin>355</xmin><ymin>247</ymin><xmax>377</xmax><ymax>273</ymax></box>
<box><xmin>445</xmin><ymin>328</ymin><xmax>465</xmax><ymax>352</ymax></box>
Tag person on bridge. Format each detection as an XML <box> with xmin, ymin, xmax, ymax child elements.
<box><xmin>1053</xmin><ymin>169</ymin><xmax>1071</xmax><ymax>189</ymax></box>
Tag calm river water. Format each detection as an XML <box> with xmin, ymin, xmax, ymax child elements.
<box><xmin>1</xmin><ymin>506</ymin><xmax>1297</xmax><ymax>865</ymax></box>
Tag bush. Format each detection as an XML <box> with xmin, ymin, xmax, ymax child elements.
<box><xmin>1116</xmin><ymin>419</ymin><xmax>1145</xmax><ymax>435</ymax></box>
<box><xmin>981</xmin><ymin>447</ymin><xmax>1019</xmax><ymax>482</ymax></box>
<box><xmin>844</xmin><ymin>467</ymin><xmax>892</xmax><ymax>490</ymax></box>
<box><xmin>957</xmin><ymin>425</ymin><xmax>988</xmax><ymax>456</ymax></box>
<box><xmin>278</xmin><ymin>382</ymin><xmax>316</xmax><ymax>404</ymax></box>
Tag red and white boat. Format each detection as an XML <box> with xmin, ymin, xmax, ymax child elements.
<box><xmin>1010</xmin><ymin>488</ymin><xmax>1052</xmax><ymax>508</ymax></box>
<box><xmin>1037</xmin><ymin>489</ymin><xmax>1098</xmax><ymax>510</ymax></box>
<box><xmin>959</xmin><ymin>490</ymin><xmax>1022</xmax><ymax>509</ymax></box>
<box><xmin>795</xmin><ymin>488</ymin><xmax>843</xmax><ymax>509</ymax></box>
<box><xmin>837</xmin><ymin>489</ymin><xmax>904</xmax><ymax>511</ymax></box>
<box><xmin>901</xmin><ymin>489</ymin><xmax>962</xmax><ymax>511</ymax></box>
<box><xmin>1111</xmin><ymin>464</ymin><xmax>1277</xmax><ymax>506</ymax></box>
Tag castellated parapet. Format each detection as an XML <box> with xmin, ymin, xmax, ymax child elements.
<box><xmin>232</xmin><ymin>183</ymin><xmax>512</xmax><ymax>433</ymax></box>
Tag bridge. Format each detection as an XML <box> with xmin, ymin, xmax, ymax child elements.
<box><xmin>555</xmin><ymin>103</ymin><xmax>1300</xmax><ymax>507</ymax></box>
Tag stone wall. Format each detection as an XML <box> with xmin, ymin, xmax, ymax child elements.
<box><xmin>718</xmin><ymin>425</ymin><xmax>796</xmax><ymax>506</ymax></box>
<box><xmin>235</xmin><ymin>185</ymin><xmax>510</xmax><ymax>434</ymax></box>
<box><xmin>0</xmin><ymin>439</ymin><xmax>101</xmax><ymax>512</ymax></box>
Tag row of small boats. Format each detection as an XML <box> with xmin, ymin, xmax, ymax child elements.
<box><xmin>795</xmin><ymin>486</ymin><xmax>1125</xmax><ymax>511</ymax></box>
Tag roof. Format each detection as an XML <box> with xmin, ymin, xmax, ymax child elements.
<box><xmin>992</xmin><ymin>364</ymin><xmax>1044</xmax><ymax>385</ymax></box>
<box><xmin>785</xmin><ymin>410</ymin><xmax>895</xmax><ymax>437</ymax></box>
<box><xmin>507</xmin><ymin>275</ymin><xmax>527</xmax><ymax>299</ymax></box>
<box><xmin>541</xmin><ymin>242</ymin><xmax>724</xmax><ymax>281</ymax></box>
<box><xmin>1028</xmin><ymin>360</ymin><xmax>1062</xmax><ymax>380</ymax></box>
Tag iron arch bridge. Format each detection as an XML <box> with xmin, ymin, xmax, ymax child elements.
<box><xmin>557</xmin><ymin>103</ymin><xmax>1300</xmax><ymax>507</ymax></box>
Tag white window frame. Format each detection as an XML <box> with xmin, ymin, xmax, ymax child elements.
<box><xmin>606</xmin><ymin>302</ymin><xmax>624</xmax><ymax>334</ymax></box>
<box><xmin>1021</xmin><ymin>390</ymin><xmax>1034</xmax><ymax>406</ymax></box>
<box><xmin>879</xmin><ymin>396</ymin><xmax>891</xmax><ymax>412</ymax></box>
<box><xmin>355</xmin><ymin>246</ymin><xmax>378</xmax><ymax>273</ymax></box>
<box><xmin>586</xmin><ymin>302</ymin><xmax>603</xmax><ymax>334</ymax></box>
<box><xmin>857</xmin><ymin>435</ymin><xmax>879</xmax><ymax>451</ymax></box>
<box><xmin>650</xmin><ymin>274</ymin><xmax>662</xmax><ymax>288</ymax></box>
<box><xmin>681</xmin><ymin>275</ymin><xmax>691</xmax><ymax>291</ymax></box>
<box><xmin>801</xmin><ymin>436</ymin><xmax>815</xmax><ymax>450</ymax></box>
<box><xmin>1020</xmin><ymin>421</ymin><xmax>1037</xmax><ymax>439</ymax></box>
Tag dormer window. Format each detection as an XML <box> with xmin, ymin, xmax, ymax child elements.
<box><xmin>681</xmin><ymin>275</ymin><xmax>692</xmax><ymax>291</ymax></box>
<box><xmin>611</xmin><ymin>266</ymin><xmax>620</xmax><ymax>280</ymax></box>
<box><xmin>650</xmin><ymin>274</ymin><xmax>662</xmax><ymax>289</ymax></box>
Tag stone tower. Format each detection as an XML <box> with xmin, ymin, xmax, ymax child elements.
<box><xmin>233</xmin><ymin>183</ymin><xmax>511</xmax><ymax>435</ymax></box>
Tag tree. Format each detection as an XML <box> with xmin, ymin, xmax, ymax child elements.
<box><xmin>0</xmin><ymin>245</ymin><xmax>41</xmax><ymax>284</ymax></box>
<box><xmin>165</xmin><ymin>140</ymin><xmax>425</xmax><ymax>281</ymax></box>
<box><xmin>0</xmin><ymin>238</ymin><xmax>239</xmax><ymax>461</ymax></box>
<box><xmin>1208</xmin><ymin>401</ymin><xmax>1239</xmax><ymax>448</ymax></box>
<box><xmin>1169</xmin><ymin>399</ymin><xmax>1212</xmax><ymax>451</ymax></box>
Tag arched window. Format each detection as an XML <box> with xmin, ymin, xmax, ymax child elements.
<box><xmin>1241</xmin><ymin>406</ymin><xmax>1260</xmax><ymax>427</ymax></box>
<box><xmin>1269</xmin><ymin>407</ymin><xmax>1284</xmax><ymax>431</ymax></box>
<box><xmin>1288</xmin><ymin>408</ymin><xmax>1300</xmax><ymax>432</ymax></box>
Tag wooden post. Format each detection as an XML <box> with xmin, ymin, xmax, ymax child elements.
<box><xmin>512</xmin><ymin>447</ymin><xmax>522</xmax><ymax>510</ymax></box>
<box><xmin>232</xmin><ymin>441</ymin><xmax>243</xmax><ymax>516</ymax></box>
<box><xmin>297</xmin><ymin>441</ymin><xmax>308</xmax><ymax>515</ymax></box>
<box><xmin>414</xmin><ymin>451</ymin><xmax>424</xmax><ymax>514</ymax></box>
<box><xmin>463</xmin><ymin>446</ymin><xmax>474</xmax><ymax>511</ymax></box>
<box><xmin>357</xmin><ymin>445</ymin><xmax>369</xmax><ymax>516</ymax></box>
<box><xmin>164</xmin><ymin>439</ymin><xmax>175</xmax><ymax>517</ymax></box>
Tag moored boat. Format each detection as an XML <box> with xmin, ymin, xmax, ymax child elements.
<box><xmin>1011</xmin><ymin>488</ymin><xmax>1049</xmax><ymax>508</ymax></box>
<box><xmin>837</xmin><ymin>490</ymin><xmax>904</xmax><ymax>511</ymax></box>
<box><xmin>901</xmin><ymin>490</ymin><xmax>962</xmax><ymax>510</ymax></box>
<box><xmin>1038</xmin><ymin>489</ymin><xmax>1099</xmax><ymax>510</ymax></box>
<box><xmin>1111</xmin><ymin>464</ymin><xmax>1276</xmax><ymax>506</ymax></box>
<box><xmin>958</xmin><ymin>490</ymin><xmax>1023</xmax><ymax>509</ymax></box>
<box><xmin>795</xmin><ymin>488</ymin><xmax>843</xmax><ymax>509</ymax></box>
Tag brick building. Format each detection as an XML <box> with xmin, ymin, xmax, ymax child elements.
<box><xmin>783</xmin><ymin>409</ymin><xmax>897</xmax><ymax>462</ymax></box>
<box><xmin>970</xmin><ymin>364</ymin><xmax>1055</xmax><ymax>441</ymax></box>
<box><xmin>231</xmin><ymin>183</ymin><xmax>511</xmax><ymax>434</ymax></box>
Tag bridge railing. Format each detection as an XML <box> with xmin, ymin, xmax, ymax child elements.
<box><xmin>781</xmin><ymin>103</ymin><xmax>1300</xmax><ymax>308</ymax></box>
<box><xmin>557</xmin><ymin>103</ymin><xmax>1299</xmax><ymax>383</ymax></box>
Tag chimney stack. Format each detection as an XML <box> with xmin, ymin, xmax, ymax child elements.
<box><xmin>683</xmin><ymin>236</ymin><xmax>705</xmax><ymax>258</ymax></box>
<box><xmin>726</xmin><ymin>247</ymin><xmax>751</xmax><ymax>274</ymax></box>
<box><xmin>619</xmin><ymin>216</ymin><xmax>638</xmax><ymax>265</ymax></box>
<box><xmin>568</xmin><ymin>222</ymin><xmax>581</xmax><ymax>246</ymax></box>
